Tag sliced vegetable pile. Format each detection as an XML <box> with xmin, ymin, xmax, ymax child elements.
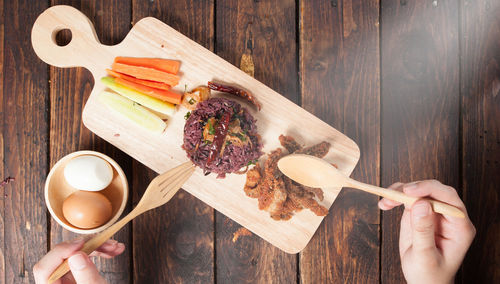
<box><xmin>99</xmin><ymin>56</ymin><xmax>261</xmax><ymax>135</ymax></box>
<box><xmin>99</xmin><ymin>57</ymin><xmax>182</xmax><ymax>133</ymax></box>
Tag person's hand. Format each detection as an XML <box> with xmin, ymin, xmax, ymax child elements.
<box><xmin>378</xmin><ymin>180</ymin><xmax>475</xmax><ymax>284</ymax></box>
<box><xmin>33</xmin><ymin>238</ymin><xmax>125</xmax><ymax>284</ymax></box>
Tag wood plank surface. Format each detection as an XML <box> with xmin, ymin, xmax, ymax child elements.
<box><xmin>0</xmin><ymin>0</ymin><xmax>5</xmax><ymax>281</ymax></box>
<box><xmin>32</xmin><ymin>5</ymin><xmax>360</xmax><ymax>254</ymax></box>
<box><xmin>460</xmin><ymin>0</ymin><xmax>500</xmax><ymax>282</ymax></box>
<box><xmin>48</xmin><ymin>1</ymin><xmax>133</xmax><ymax>283</ymax></box>
<box><xmin>214</xmin><ymin>1</ymin><xmax>297</xmax><ymax>283</ymax></box>
<box><xmin>3</xmin><ymin>1</ymin><xmax>498</xmax><ymax>283</ymax></box>
<box><xmin>131</xmin><ymin>1</ymin><xmax>215</xmax><ymax>283</ymax></box>
<box><xmin>380</xmin><ymin>0</ymin><xmax>460</xmax><ymax>283</ymax></box>
<box><xmin>3</xmin><ymin>1</ymin><xmax>49</xmax><ymax>282</ymax></box>
<box><xmin>300</xmin><ymin>0</ymin><xmax>380</xmax><ymax>283</ymax></box>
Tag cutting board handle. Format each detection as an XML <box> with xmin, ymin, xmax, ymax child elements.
<box><xmin>31</xmin><ymin>5</ymin><xmax>102</xmax><ymax>70</ymax></box>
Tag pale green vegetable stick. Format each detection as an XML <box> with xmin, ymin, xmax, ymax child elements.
<box><xmin>98</xmin><ymin>90</ymin><xmax>167</xmax><ymax>133</ymax></box>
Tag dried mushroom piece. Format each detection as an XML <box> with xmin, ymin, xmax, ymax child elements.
<box><xmin>182</xmin><ymin>86</ymin><xmax>211</xmax><ymax>110</ymax></box>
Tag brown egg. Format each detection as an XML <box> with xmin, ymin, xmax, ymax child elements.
<box><xmin>62</xmin><ymin>191</ymin><xmax>113</xmax><ymax>229</ymax></box>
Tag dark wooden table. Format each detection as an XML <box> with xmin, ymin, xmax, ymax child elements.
<box><xmin>1</xmin><ymin>0</ymin><xmax>499</xmax><ymax>283</ymax></box>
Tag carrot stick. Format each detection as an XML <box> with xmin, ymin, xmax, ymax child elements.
<box><xmin>114</xmin><ymin>57</ymin><xmax>180</xmax><ymax>74</ymax></box>
<box><xmin>114</xmin><ymin>77</ymin><xmax>182</xmax><ymax>105</ymax></box>
<box><xmin>106</xmin><ymin>69</ymin><xmax>171</xmax><ymax>90</ymax></box>
<box><xmin>112</xmin><ymin>62</ymin><xmax>180</xmax><ymax>86</ymax></box>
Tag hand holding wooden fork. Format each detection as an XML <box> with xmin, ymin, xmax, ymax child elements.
<box><xmin>48</xmin><ymin>161</ymin><xmax>196</xmax><ymax>283</ymax></box>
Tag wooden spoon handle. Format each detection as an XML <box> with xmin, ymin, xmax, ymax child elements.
<box><xmin>48</xmin><ymin>210</ymin><xmax>140</xmax><ymax>283</ymax></box>
<box><xmin>347</xmin><ymin>180</ymin><xmax>465</xmax><ymax>218</ymax></box>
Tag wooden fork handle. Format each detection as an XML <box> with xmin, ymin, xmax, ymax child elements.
<box><xmin>346</xmin><ymin>179</ymin><xmax>465</xmax><ymax>218</ymax></box>
<box><xmin>48</xmin><ymin>210</ymin><xmax>139</xmax><ymax>283</ymax></box>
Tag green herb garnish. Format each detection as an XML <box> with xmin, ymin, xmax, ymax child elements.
<box><xmin>188</xmin><ymin>98</ymin><xmax>196</xmax><ymax>105</ymax></box>
<box><xmin>247</xmin><ymin>159</ymin><xmax>258</xmax><ymax>166</ymax></box>
<box><xmin>230</xmin><ymin>132</ymin><xmax>247</xmax><ymax>141</ymax></box>
<box><xmin>184</xmin><ymin>111</ymin><xmax>191</xmax><ymax>120</ymax></box>
<box><xmin>208</xmin><ymin>120</ymin><xmax>215</xmax><ymax>135</ymax></box>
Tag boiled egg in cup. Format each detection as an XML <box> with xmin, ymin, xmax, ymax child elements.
<box><xmin>45</xmin><ymin>151</ymin><xmax>128</xmax><ymax>234</ymax></box>
<box><xmin>63</xmin><ymin>155</ymin><xmax>114</xmax><ymax>191</ymax></box>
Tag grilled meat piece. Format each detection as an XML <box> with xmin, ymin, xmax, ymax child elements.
<box><xmin>244</xmin><ymin>136</ymin><xmax>331</xmax><ymax>220</ymax></box>
<box><xmin>279</xmin><ymin>134</ymin><xmax>303</xmax><ymax>153</ymax></box>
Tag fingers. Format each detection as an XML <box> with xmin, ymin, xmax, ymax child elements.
<box><xmin>398</xmin><ymin>209</ymin><xmax>412</xmax><ymax>255</ymax></box>
<box><xmin>378</xmin><ymin>182</ymin><xmax>404</xmax><ymax>210</ymax></box>
<box><xmin>402</xmin><ymin>180</ymin><xmax>466</xmax><ymax>210</ymax></box>
<box><xmin>90</xmin><ymin>239</ymin><xmax>126</xmax><ymax>259</ymax></box>
<box><xmin>402</xmin><ymin>179</ymin><xmax>476</xmax><ymax>236</ymax></box>
<box><xmin>33</xmin><ymin>238</ymin><xmax>84</xmax><ymax>283</ymax></box>
<box><xmin>410</xmin><ymin>200</ymin><xmax>438</xmax><ymax>253</ymax></box>
<box><xmin>68</xmin><ymin>252</ymin><xmax>107</xmax><ymax>284</ymax></box>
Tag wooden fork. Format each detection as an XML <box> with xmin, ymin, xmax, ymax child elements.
<box><xmin>48</xmin><ymin>161</ymin><xmax>196</xmax><ymax>283</ymax></box>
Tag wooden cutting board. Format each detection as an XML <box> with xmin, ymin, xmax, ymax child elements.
<box><xmin>32</xmin><ymin>5</ymin><xmax>360</xmax><ymax>254</ymax></box>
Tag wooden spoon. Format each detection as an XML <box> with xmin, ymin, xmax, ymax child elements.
<box><xmin>277</xmin><ymin>154</ymin><xmax>464</xmax><ymax>218</ymax></box>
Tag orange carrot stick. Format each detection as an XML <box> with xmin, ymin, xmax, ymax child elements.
<box><xmin>112</xmin><ymin>62</ymin><xmax>180</xmax><ymax>86</ymax></box>
<box><xmin>106</xmin><ymin>69</ymin><xmax>171</xmax><ymax>90</ymax></box>
<box><xmin>114</xmin><ymin>77</ymin><xmax>182</xmax><ymax>105</ymax></box>
<box><xmin>114</xmin><ymin>57</ymin><xmax>180</xmax><ymax>74</ymax></box>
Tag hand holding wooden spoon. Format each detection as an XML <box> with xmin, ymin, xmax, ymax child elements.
<box><xmin>277</xmin><ymin>154</ymin><xmax>465</xmax><ymax>218</ymax></box>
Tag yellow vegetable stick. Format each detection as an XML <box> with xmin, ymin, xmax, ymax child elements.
<box><xmin>101</xmin><ymin>77</ymin><xmax>175</xmax><ymax>116</ymax></box>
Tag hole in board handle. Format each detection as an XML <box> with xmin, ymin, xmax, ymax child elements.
<box><xmin>52</xmin><ymin>28</ymin><xmax>72</xmax><ymax>47</ymax></box>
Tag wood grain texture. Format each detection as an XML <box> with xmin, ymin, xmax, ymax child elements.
<box><xmin>31</xmin><ymin>5</ymin><xmax>360</xmax><ymax>253</ymax></box>
<box><xmin>131</xmin><ymin>1</ymin><xmax>215</xmax><ymax>283</ymax></box>
<box><xmin>460</xmin><ymin>0</ymin><xmax>500</xmax><ymax>282</ymax></box>
<box><xmin>0</xmin><ymin>0</ymin><xmax>5</xmax><ymax>281</ymax></box>
<box><xmin>215</xmin><ymin>0</ymin><xmax>297</xmax><ymax>283</ymax></box>
<box><xmin>381</xmin><ymin>0</ymin><xmax>460</xmax><ymax>283</ymax></box>
<box><xmin>3</xmin><ymin>1</ymin><xmax>49</xmax><ymax>282</ymax></box>
<box><xmin>300</xmin><ymin>0</ymin><xmax>380</xmax><ymax>283</ymax></box>
<box><xmin>48</xmin><ymin>1</ymin><xmax>132</xmax><ymax>283</ymax></box>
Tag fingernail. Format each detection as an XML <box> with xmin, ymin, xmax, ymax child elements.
<box><xmin>412</xmin><ymin>201</ymin><xmax>430</xmax><ymax>218</ymax></box>
<box><xmin>117</xmin><ymin>243</ymin><xmax>125</xmax><ymax>250</ymax></box>
<box><xmin>68</xmin><ymin>253</ymin><xmax>88</xmax><ymax>271</ymax></box>
<box><xmin>404</xmin><ymin>182</ymin><xmax>418</xmax><ymax>191</ymax></box>
<box><xmin>377</xmin><ymin>201</ymin><xmax>385</xmax><ymax>209</ymax></box>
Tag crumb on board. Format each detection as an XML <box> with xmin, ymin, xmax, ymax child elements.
<box><xmin>1</xmin><ymin>177</ymin><xmax>15</xmax><ymax>188</ymax></box>
<box><xmin>232</xmin><ymin>227</ymin><xmax>252</xmax><ymax>242</ymax></box>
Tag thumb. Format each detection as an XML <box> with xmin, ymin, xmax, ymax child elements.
<box><xmin>68</xmin><ymin>252</ymin><xmax>107</xmax><ymax>284</ymax></box>
<box><xmin>410</xmin><ymin>200</ymin><xmax>436</xmax><ymax>252</ymax></box>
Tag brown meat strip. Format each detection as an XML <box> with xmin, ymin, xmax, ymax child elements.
<box><xmin>284</xmin><ymin>177</ymin><xmax>328</xmax><ymax>217</ymax></box>
<box><xmin>279</xmin><ymin>135</ymin><xmax>303</xmax><ymax>153</ymax></box>
<box><xmin>289</xmin><ymin>191</ymin><xmax>329</xmax><ymax>216</ymax></box>
<box><xmin>258</xmin><ymin>185</ymin><xmax>273</xmax><ymax>211</ymax></box>
<box><xmin>244</xmin><ymin>136</ymin><xmax>332</xmax><ymax>220</ymax></box>
<box><xmin>258</xmin><ymin>149</ymin><xmax>284</xmax><ymax>211</ymax></box>
<box><xmin>295</xmin><ymin>141</ymin><xmax>331</xmax><ymax>158</ymax></box>
<box><xmin>302</xmin><ymin>185</ymin><xmax>324</xmax><ymax>201</ymax></box>
<box><xmin>264</xmin><ymin>148</ymin><xmax>283</xmax><ymax>176</ymax></box>
<box><xmin>283</xmin><ymin>175</ymin><xmax>324</xmax><ymax>201</ymax></box>
<box><xmin>244</xmin><ymin>164</ymin><xmax>261</xmax><ymax>198</ymax></box>
<box><xmin>267</xmin><ymin>177</ymin><xmax>288</xmax><ymax>220</ymax></box>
